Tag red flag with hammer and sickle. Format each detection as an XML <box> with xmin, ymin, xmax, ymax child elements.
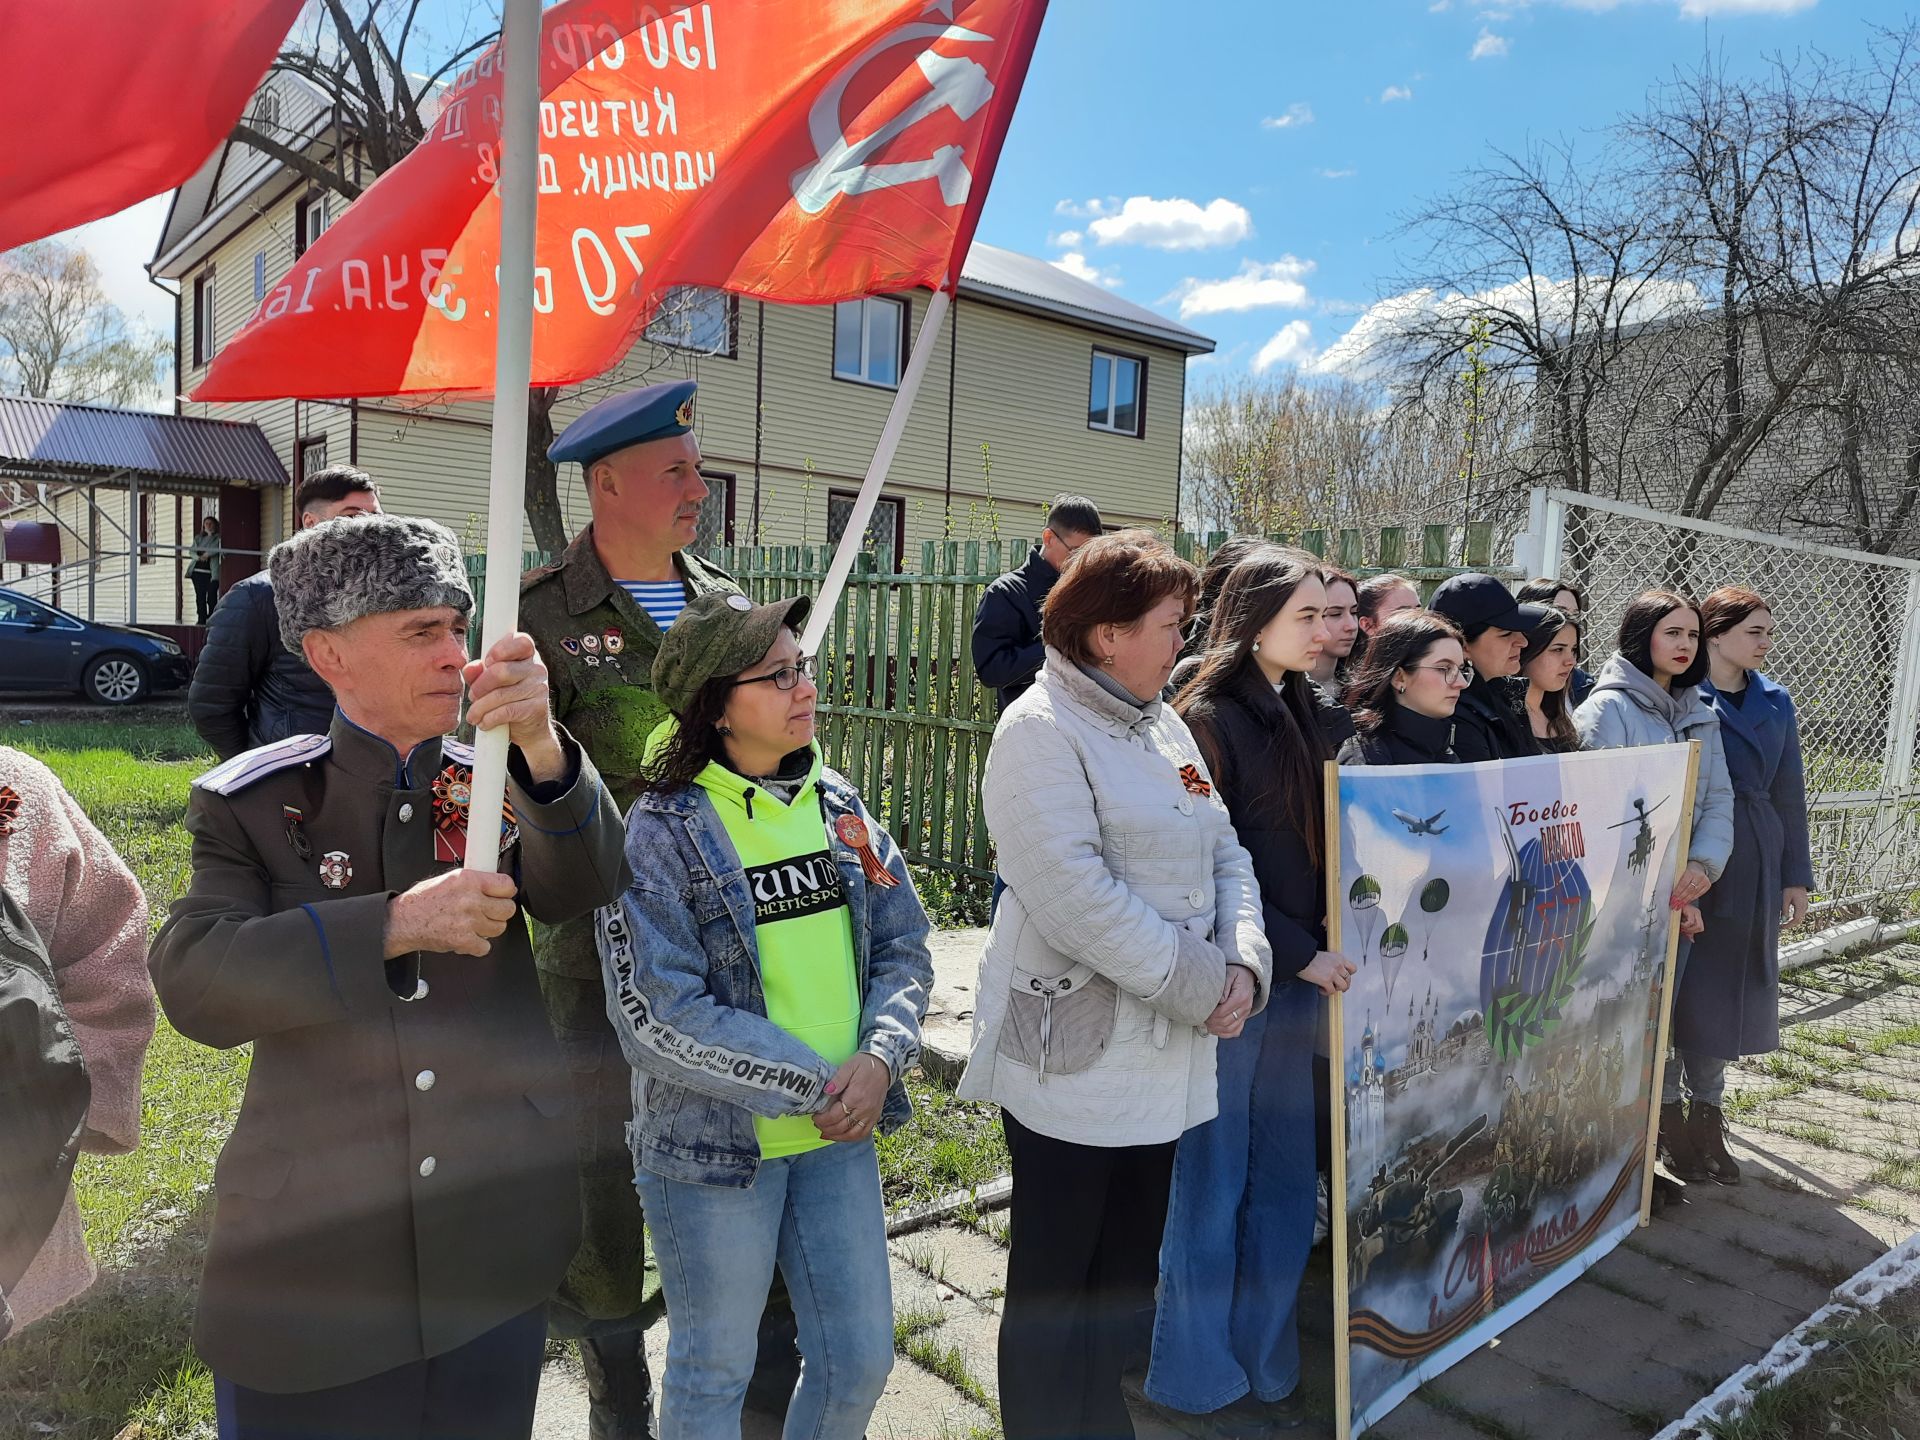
<box><xmin>193</xmin><ymin>0</ymin><xmax>1047</xmax><ymax>401</ymax></box>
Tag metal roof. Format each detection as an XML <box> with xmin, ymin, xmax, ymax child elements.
<box><xmin>0</xmin><ymin>397</ymin><xmax>289</xmax><ymax>488</ymax></box>
<box><xmin>959</xmin><ymin>243</ymin><xmax>1216</xmax><ymax>355</ymax></box>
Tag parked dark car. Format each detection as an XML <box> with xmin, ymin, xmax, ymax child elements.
<box><xmin>0</xmin><ymin>588</ymin><xmax>191</xmax><ymax>705</ymax></box>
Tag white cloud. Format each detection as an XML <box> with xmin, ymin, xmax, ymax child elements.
<box><xmin>1162</xmin><ymin>257</ymin><xmax>1316</xmax><ymax>319</ymax></box>
<box><xmin>1048</xmin><ymin>229</ymin><xmax>1083</xmax><ymax>247</ymax></box>
<box><xmin>1381</xmin><ymin>85</ymin><xmax>1414</xmax><ymax>103</ymax></box>
<box><xmin>1254</xmin><ymin>320</ymin><xmax>1316</xmax><ymax>372</ymax></box>
<box><xmin>1262</xmin><ymin>103</ymin><xmax>1315</xmax><ymax>130</ymax></box>
<box><xmin>1085</xmin><ymin>196</ymin><xmax>1253</xmax><ymax>251</ymax></box>
<box><xmin>1677</xmin><ymin>0</ymin><xmax>1815</xmax><ymax>13</ymax></box>
<box><xmin>1319</xmin><ymin>168</ymin><xmax>1358</xmax><ymax>180</ymax></box>
<box><xmin>51</xmin><ymin>194</ymin><xmax>175</xmax><ymax>339</ymax></box>
<box><xmin>1051</xmin><ymin>252</ymin><xmax>1123</xmax><ymax>289</ymax></box>
<box><xmin>1471</xmin><ymin>27</ymin><xmax>1510</xmax><ymax>58</ymax></box>
<box><xmin>1429</xmin><ymin>0</ymin><xmax>1452</xmax><ymax>10</ymax></box>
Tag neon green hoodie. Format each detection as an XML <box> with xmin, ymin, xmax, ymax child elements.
<box><xmin>694</xmin><ymin>746</ymin><xmax>860</xmax><ymax>1159</ymax></box>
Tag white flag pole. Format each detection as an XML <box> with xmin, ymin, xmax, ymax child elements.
<box><xmin>464</xmin><ymin>0</ymin><xmax>542</xmax><ymax>874</ymax></box>
<box><xmin>798</xmin><ymin>285</ymin><xmax>953</xmax><ymax>656</ymax></box>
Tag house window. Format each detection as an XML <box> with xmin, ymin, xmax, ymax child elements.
<box><xmin>693</xmin><ymin>472</ymin><xmax>735</xmax><ymax>553</ymax></box>
<box><xmin>192</xmin><ymin>270</ymin><xmax>216</xmax><ymax>367</ymax></box>
<box><xmin>647</xmin><ymin>287</ymin><xmax>737</xmax><ymax>356</ymax></box>
<box><xmin>253</xmin><ymin>252</ymin><xmax>267</xmax><ymax>303</ymax></box>
<box><xmin>297</xmin><ymin>435</ymin><xmax>328</xmax><ymax>483</ymax></box>
<box><xmin>832</xmin><ymin>297</ymin><xmax>906</xmax><ymax>389</ymax></box>
<box><xmin>1088</xmin><ymin>348</ymin><xmax>1145</xmax><ymax>437</ymax></box>
<box><xmin>252</xmin><ymin>90</ymin><xmax>282</xmax><ymax>130</ymax></box>
<box><xmin>826</xmin><ymin>489</ymin><xmax>904</xmax><ymax>571</ymax></box>
<box><xmin>295</xmin><ymin>193</ymin><xmax>330</xmax><ymax>256</ymax></box>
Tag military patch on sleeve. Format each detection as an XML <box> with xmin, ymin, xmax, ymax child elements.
<box><xmin>195</xmin><ymin>733</ymin><xmax>333</xmax><ymax>795</ymax></box>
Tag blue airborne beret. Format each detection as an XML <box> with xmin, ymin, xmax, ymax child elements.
<box><xmin>549</xmin><ymin>379</ymin><xmax>697</xmax><ymax>466</ymax></box>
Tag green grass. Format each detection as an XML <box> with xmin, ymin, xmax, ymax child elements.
<box><xmin>876</xmin><ymin>1072</ymin><xmax>1011</xmax><ymax>1213</ymax></box>
<box><xmin>902</xmin><ymin>1332</ymin><xmax>997</xmax><ymax>1416</ymax></box>
<box><xmin>1705</xmin><ymin>1292</ymin><xmax>1920</xmax><ymax>1440</ymax></box>
<box><xmin>0</xmin><ymin>712</ymin><xmax>237</xmax><ymax>1440</ymax></box>
<box><xmin>893</xmin><ymin>1300</ymin><xmax>948</xmax><ymax>1349</ymax></box>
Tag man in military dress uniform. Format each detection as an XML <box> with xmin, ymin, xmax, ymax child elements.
<box><xmin>150</xmin><ymin>515</ymin><xmax>627</xmax><ymax>1440</ymax></box>
<box><xmin>522</xmin><ymin>379</ymin><xmax>805</xmax><ymax>1436</ymax></box>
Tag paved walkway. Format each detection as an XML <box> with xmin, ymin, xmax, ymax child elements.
<box><xmin>533</xmin><ymin>946</ymin><xmax>1920</xmax><ymax>1439</ymax></box>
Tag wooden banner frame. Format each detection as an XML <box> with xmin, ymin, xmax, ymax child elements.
<box><xmin>1638</xmin><ymin>738</ymin><xmax>1702</xmax><ymax>1225</ymax></box>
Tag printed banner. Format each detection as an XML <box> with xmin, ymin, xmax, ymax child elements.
<box><xmin>1333</xmin><ymin>746</ymin><xmax>1693</xmax><ymax>1438</ymax></box>
<box><xmin>193</xmin><ymin>0</ymin><xmax>1047</xmax><ymax>400</ymax></box>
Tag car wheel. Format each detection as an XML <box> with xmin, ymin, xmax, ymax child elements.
<box><xmin>84</xmin><ymin>653</ymin><xmax>149</xmax><ymax>705</ymax></box>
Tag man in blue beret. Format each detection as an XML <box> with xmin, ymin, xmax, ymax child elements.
<box><xmin>522</xmin><ymin>380</ymin><xmax>791</xmax><ymax>1437</ymax></box>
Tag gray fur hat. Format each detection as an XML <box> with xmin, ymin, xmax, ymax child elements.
<box><xmin>270</xmin><ymin>514</ymin><xmax>473</xmax><ymax>653</ymax></box>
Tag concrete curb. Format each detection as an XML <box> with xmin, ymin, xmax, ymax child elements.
<box><xmin>1780</xmin><ymin>915</ymin><xmax>1920</xmax><ymax>971</ymax></box>
<box><xmin>1651</xmin><ymin>1230</ymin><xmax>1920</xmax><ymax>1439</ymax></box>
<box><xmin>885</xmin><ymin>1174</ymin><xmax>1012</xmax><ymax>1240</ymax></box>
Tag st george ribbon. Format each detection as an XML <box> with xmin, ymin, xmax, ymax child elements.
<box><xmin>1328</xmin><ymin>745</ymin><xmax>1695</xmax><ymax>1438</ymax></box>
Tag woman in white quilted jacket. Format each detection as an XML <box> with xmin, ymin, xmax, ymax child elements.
<box><xmin>959</xmin><ymin>530</ymin><xmax>1273</xmax><ymax>1440</ymax></box>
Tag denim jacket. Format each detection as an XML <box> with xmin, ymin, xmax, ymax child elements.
<box><xmin>597</xmin><ymin>763</ymin><xmax>933</xmax><ymax>1187</ymax></box>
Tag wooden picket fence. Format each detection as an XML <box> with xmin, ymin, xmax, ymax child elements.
<box><xmin>470</xmin><ymin>526</ymin><xmax>1518</xmax><ymax>900</ymax></box>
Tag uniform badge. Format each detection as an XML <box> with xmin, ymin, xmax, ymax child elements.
<box><xmin>0</xmin><ymin>785</ymin><xmax>20</xmax><ymax>835</ymax></box>
<box><xmin>834</xmin><ymin>813</ymin><xmax>899</xmax><ymax>888</ymax></box>
<box><xmin>675</xmin><ymin>394</ymin><xmax>696</xmax><ymax>427</ymax></box>
<box><xmin>583</xmin><ymin>653</ymin><xmax>601</xmax><ymax>667</ymax></box>
<box><xmin>604</xmin><ymin>627</ymin><xmax>624</xmax><ymax>655</ymax></box>
<box><xmin>581</xmin><ymin>633</ymin><xmax>600</xmax><ymax>653</ymax></box>
<box><xmin>1177</xmin><ymin>763</ymin><xmax>1213</xmax><ymax>798</ymax></box>
<box><xmin>282</xmin><ymin>804</ymin><xmax>313</xmax><ymax>859</ymax></box>
<box><xmin>318</xmin><ymin>850</ymin><xmax>353</xmax><ymax>889</ymax></box>
<box><xmin>561</xmin><ymin>636</ymin><xmax>582</xmax><ymax>656</ymax></box>
<box><xmin>432</xmin><ymin>762</ymin><xmax>519</xmax><ymax>864</ymax></box>
<box><xmin>726</xmin><ymin>594</ymin><xmax>753</xmax><ymax>612</ymax></box>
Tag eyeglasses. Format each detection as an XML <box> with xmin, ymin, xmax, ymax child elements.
<box><xmin>729</xmin><ymin>654</ymin><xmax>817</xmax><ymax>691</ymax></box>
<box><xmin>1408</xmin><ymin>662</ymin><xmax>1475</xmax><ymax>685</ymax></box>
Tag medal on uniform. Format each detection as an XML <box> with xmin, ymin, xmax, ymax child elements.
<box><xmin>432</xmin><ymin>762</ymin><xmax>519</xmax><ymax>863</ymax></box>
<box><xmin>561</xmin><ymin>637</ymin><xmax>581</xmax><ymax>656</ymax></box>
<box><xmin>0</xmin><ymin>785</ymin><xmax>19</xmax><ymax>835</ymax></box>
<box><xmin>604</xmin><ymin>627</ymin><xmax>624</xmax><ymax>655</ymax></box>
<box><xmin>583</xmin><ymin>653</ymin><xmax>600</xmax><ymax>667</ymax></box>
<box><xmin>1177</xmin><ymin>763</ymin><xmax>1213</xmax><ymax>798</ymax></box>
<box><xmin>581</xmin><ymin>633</ymin><xmax>600</xmax><ymax>653</ymax></box>
<box><xmin>318</xmin><ymin>850</ymin><xmax>353</xmax><ymax>888</ymax></box>
<box><xmin>834</xmin><ymin>813</ymin><xmax>899</xmax><ymax>888</ymax></box>
<box><xmin>282</xmin><ymin>804</ymin><xmax>313</xmax><ymax>858</ymax></box>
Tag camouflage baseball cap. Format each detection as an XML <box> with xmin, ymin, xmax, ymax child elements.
<box><xmin>652</xmin><ymin>590</ymin><xmax>813</xmax><ymax>716</ymax></box>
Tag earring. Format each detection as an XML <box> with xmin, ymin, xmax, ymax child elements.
<box><xmin>1101</xmin><ymin>654</ymin><xmax>1115</xmax><ymax>667</ymax></box>
<box><xmin>1253</xmin><ymin>639</ymin><xmax>1261</xmax><ymax>655</ymax></box>
<box><xmin>1395</xmin><ymin>684</ymin><xmax>1406</xmax><ymax>695</ymax></box>
<box><xmin>716</xmin><ymin>722</ymin><xmax>732</xmax><ymax>735</ymax></box>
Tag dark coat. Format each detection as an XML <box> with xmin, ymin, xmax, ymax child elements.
<box><xmin>1568</xmin><ymin>665</ymin><xmax>1596</xmax><ymax>709</ymax></box>
<box><xmin>1679</xmin><ymin>672</ymin><xmax>1814</xmax><ymax>1060</ymax></box>
<box><xmin>149</xmin><ymin>715</ymin><xmax>626</xmax><ymax>1393</ymax></box>
<box><xmin>1336</xmin><ymin>703</ymin><xmax>1459</xmax><ymax>767</ymax></box>
<box><xmin>1311</xmin><ymin>679</ymin><xmax>1358</xmax><ymax>751</ymax></box>
<box><xmin>972</xmin><ymin>547</ymin><xmax>1059</xmax><ymax>712</ymax></box>
<box><xmin>1180</xmin><ymin>670</ymin><xmax>1327</xmax><ymax>976</ymax></box>
<box><xmin>188</xmin><ymin>572</ymin><xmax>336</xmax><ymax>761</ymax></box>
<box><xmin>1452</xmin><ymin>675</ymin><xmax>1542</xmax><ymax>763</ymax></box>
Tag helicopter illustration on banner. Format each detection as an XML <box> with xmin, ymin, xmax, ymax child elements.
<box><xmin>1606</xmin><ymin>795</ymin><xmax>1670</xmax><ymax>873</ymax></box>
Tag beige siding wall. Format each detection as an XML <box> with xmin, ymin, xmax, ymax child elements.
<box><xmin>3</xmin><ymin>484</ymin><xmax>228</xmax><ymax>626</ymax></box>
<box><xmin>173</xmin><ymin>186</ymin><xmax>1193</xmax><ymax>573</ymax></box>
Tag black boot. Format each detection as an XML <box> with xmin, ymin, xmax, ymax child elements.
<box><xmin>1659</xmin><ymin>1100</ymin><xmax>1708</xmax><ymax>1183</ymax></box>
<box><xmin>581</xmin><ymin>1333</ymin><xmax>656</xmax><ymax>1440</ymax></box>
<box><xmin>1688</xmin><ymin>1102</ymin><xmax>1742</xmax><ymax>1185</ymax></box>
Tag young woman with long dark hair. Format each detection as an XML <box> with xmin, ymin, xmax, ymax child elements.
<box><xmin>1517</xmin><ymin>577</ymin><xmax>1593</xmax><ymax>706</ymax></box>
<box><xmin>1675</xmin><ymin>587</ymin><xmax>1812</xmax><ymax>1184</ymax></box>
<box><xmin>1148</xmin><ymin>548</ymin><xmax>1355</xmax><ymax>1436</ymax></box>
<box><xmin>1336</xmin><ymin>610</ymin><xmax>1469</xmax><ymax>767</ymax></box>
<box><xmin>1574</xmin><ymin>590</ymin><xmax>1735</xmax><ymax>1183</ymax></box>
<box><xmin>1519</xmin><ymin>611</ymin><xmax>1581</xmax><ymax>753</ymax></box>
<box><xmin>1348</xmin><ymin>572</ymin><xmax>1420</xmax><ymax>669</ymax></box>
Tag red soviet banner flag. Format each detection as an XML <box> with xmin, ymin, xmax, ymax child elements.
<box><xmin>0</xmin><ymin>0</ymin><xmax>303</xmax><ymax>253</ymax></box>
<box><xmin>194</xmin><ymin>0</ymin><xmax>1047</xmax><ymax>401</ymax></box>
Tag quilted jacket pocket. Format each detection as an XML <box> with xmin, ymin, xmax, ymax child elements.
<box><xmin>996</xmin><ymin>961</ymin><xmax>1118</xmax><ymax>1080</ymax></box>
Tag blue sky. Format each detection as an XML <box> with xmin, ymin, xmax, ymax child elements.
<box><xmin>67</xmin><ymin>0</ymin><xmax>1863</xmax><ymax>393</ymax></box>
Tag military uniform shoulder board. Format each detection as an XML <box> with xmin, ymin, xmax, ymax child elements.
<box><xmin>442</xmin><ymin>737</ymin><xmax>477</xmax><ymax>766</ymax></box>
<box><xmin>519</xmin><ymin>559</ymin><xmax>563</xmax><ymax>594</ymax></box>
<box><xmin>195</xmin><ymin>733</ymin><xmax>333</xmax><ymax>795</ymax></box>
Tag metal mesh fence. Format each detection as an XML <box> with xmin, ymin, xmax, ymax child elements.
<box><xmin>1545</xmin><ymin>491</ymin><xmax>1920</xmax><ymax>930</ymax></box>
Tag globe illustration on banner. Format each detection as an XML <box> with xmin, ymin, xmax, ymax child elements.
<box><xmin>1479</xmin><ymin>829</ymin><xmax>1595</xmax><ymax>1062</ymax></box>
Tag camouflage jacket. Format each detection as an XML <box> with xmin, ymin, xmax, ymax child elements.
<box><xmin>519</xmin><ymin>524</ymin><xmax>738</xmax><ymax>987</ymax></box>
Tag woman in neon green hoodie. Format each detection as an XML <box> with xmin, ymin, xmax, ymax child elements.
<box><xmin>598</xmin><ymin>589</ymin><xmax>933</xmax><ymax>1440</ymax></box>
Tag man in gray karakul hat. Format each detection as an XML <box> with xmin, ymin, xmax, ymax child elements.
<box><xmin>149</xmin><ymin>513</ymin><xmax>627</xmax><ymax>1440</ymax></box>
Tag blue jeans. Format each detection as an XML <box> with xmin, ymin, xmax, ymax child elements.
<box><xmin>1145</xmin><ymin>981</ymin><xmax>1320</xmax><ymax>1413</ymax></box>
<box><xmin>1663</xmin><ymin>1052</ymin><xmax>1728</xmax><ymax>1106</ymax></box>
<box><xmin>637</xmin><ymin>1139</ymin><xmax>894</xmax><ymax>1440</ymax></box>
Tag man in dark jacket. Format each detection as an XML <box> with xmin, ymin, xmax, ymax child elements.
<box><xmin>1429</xmin><ymin>574</ymin><xmax>1555</xmax><ymax>763</ymax></box>
<box><xmin>151</xmin><ymin>515</ymin><xmax>626</xmax><ymax>1440</ymax></box>
<box><xmin>187</xmin><ymin>467</ymin><xmax>383</xmax><ymax>759</ymax></box>
<box><xmin>971</xmin><ymin>494</ymin><xmax>1101</xmax><ymax>712</ymax></box>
